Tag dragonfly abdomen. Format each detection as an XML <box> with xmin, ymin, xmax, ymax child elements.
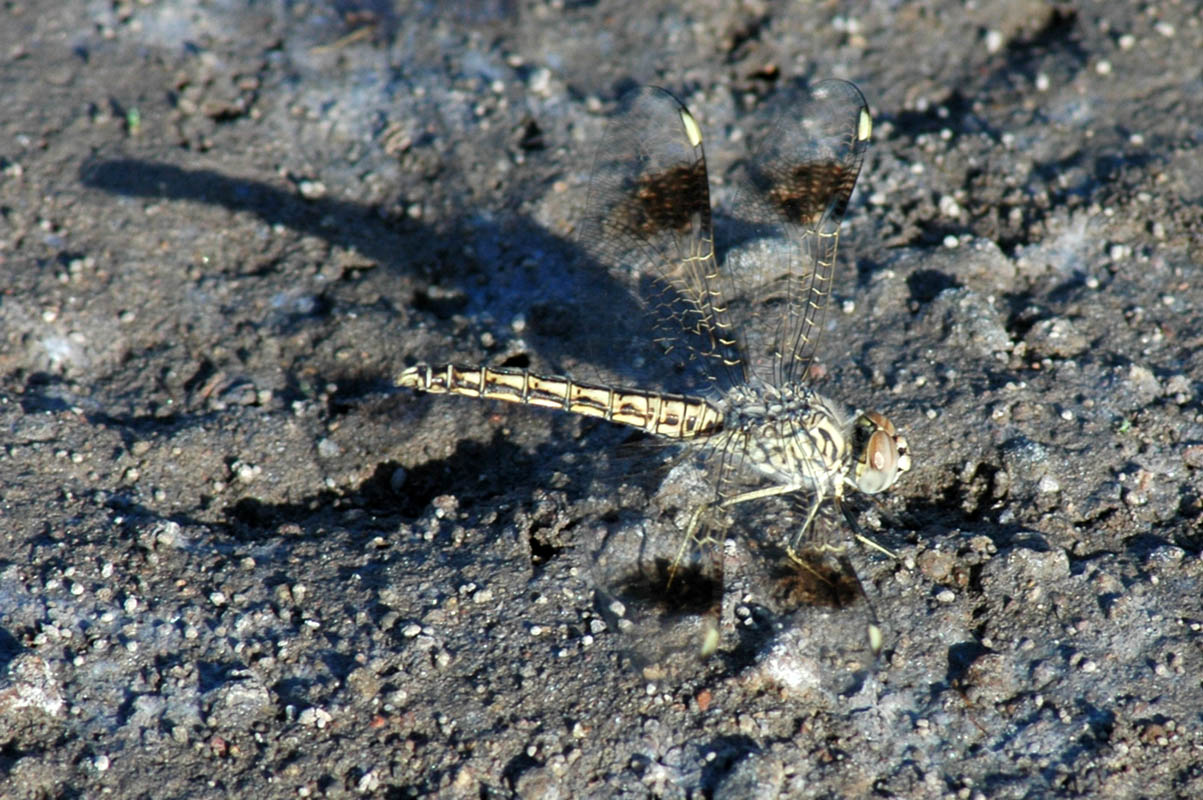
<box><xmin>397</xmin><ymin>363</ymin><xmax>724</xmax><ymax>439</ymax></box>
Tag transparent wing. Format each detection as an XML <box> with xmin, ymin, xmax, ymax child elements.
<box><xmin>588</xmin><ymin>458</ymin><xmax>727</xmax><ymax>676</ymax></box>
<box><xmin>722</xmin><ymin>79</ymin><xmax>870</xmax><ymax>386</ymax></box>
<box><xmin>592</xmin><ymin>488</ymin><xmax>883</xmax><ymax>691</ymax></box>
<box><xmin>577</xmin><ymin>87</ymin><xmax>745</xmax><ymax>392</ymax></box>
<box><xmin>733</xmin><ymin>494</ymin><xmax>885</xmax><ymax>693</ymax></box>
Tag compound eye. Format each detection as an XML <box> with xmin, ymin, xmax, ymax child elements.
<box><xmin>857</xmin><ymin>428</ymin><xmax>900</xmax><ymax>494</ymax></box>
<box><xmin>864</xmin><ymin>410</ymin><xmax>896</xmax><ymax>437</ymax></box>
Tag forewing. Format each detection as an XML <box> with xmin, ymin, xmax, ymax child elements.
<box><xmin>722</xmin><ymin>79</ymin><xmax>870</xmax><ymax>386</ymax></box>
<box><xmin>577</xmin><ymin>87</ymin><xmax>745</xmax><ymax>392</ymax></box>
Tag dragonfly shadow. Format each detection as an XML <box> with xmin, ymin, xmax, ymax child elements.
<box><xmin>78</xmin><ymin>158</ymin><xmax>406</xmax><ymax>264</ymax></box>
<box><xmin>77</xmin><ymin>153</ymin><xmax>686</xmax><ymax>585</ymax></box>
<box><xmin>78</xmin><ymin>156</ymin><xmax>660</xmax><ymax>390</ymax></box>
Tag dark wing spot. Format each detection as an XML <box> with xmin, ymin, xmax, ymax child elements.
<box><xmin>771</xmin><ymin>554</ymin><xmax>861</xmax><ymax>609</ymax></box>
<box><xmin>768</xmin><ymin>161</ymin><xmax>852</xmax><ymax>227</ymax></box>
<box><xmin>628</xmin><ymin>162</ymin><xmax>710</xmax><ymax>235</ymax></box>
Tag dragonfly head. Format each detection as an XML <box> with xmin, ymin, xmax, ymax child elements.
<box><xmin>850</xmin><ymin>411</ymin><xmax>910</xmax><ymax>495</ymax></box>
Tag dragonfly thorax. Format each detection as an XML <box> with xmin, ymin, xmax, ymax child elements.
<box><xmin>717</xmin><ymin>382</ymin><xmax>856</xmax><ymax>496</ymax></box>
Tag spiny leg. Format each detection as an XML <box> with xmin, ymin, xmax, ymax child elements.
<box><xmin>716</xmin><ymin>480</ymin><xmax>833</xmax><ymax>592</ymax></box>
<box><xmin>670</xmin><ymin>500</ymin><xmax>725</xmax><ymax>586</ymax></box>
<box><xmin>718</xmin><ymin>482</ymin><xmax>807</xmax><ymax>509</ymax></box>
<box><xmin>670</xmin><ymin>504</ymin><xmax>706</xmax><ymax>586</ymax></box>
<box><xmin>839</xmin><ymin>500</ymin><xmax>899</xmax><ymax>560</ymax></box>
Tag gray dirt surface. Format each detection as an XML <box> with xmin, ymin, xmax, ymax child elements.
<box><xmin>2</xmin><ymin>1</ymin><xmax>1201</xmax><ymax>798</ymax></box>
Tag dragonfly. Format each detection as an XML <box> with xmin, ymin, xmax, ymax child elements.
<box><xmin>398</xmin><ymin>80</ymin><xmax>909</xmax><ymax>665</ymax></box>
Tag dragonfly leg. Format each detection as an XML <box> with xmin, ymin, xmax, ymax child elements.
<box><xmin>719</xmin><ymin>482</ymin><xmax>805</xmax><ymax>508</ymax></box>
<box><xmin>669</xmin><ymin>502</ymin><xmax>715</xmax><ymax>586</ymax></box>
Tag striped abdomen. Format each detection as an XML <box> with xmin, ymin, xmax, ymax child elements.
<box><xmin>397</xmin><ymin>364</ymin><xmax>723</xmax><ymax>440</ymax></box>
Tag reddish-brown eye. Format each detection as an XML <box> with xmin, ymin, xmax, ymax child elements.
<box><xmin>856</xmin><ymin>416</ymin><xmax>907</xmax><ymax>494</ymax></box>
<box><xmin>870</xmin><ymin>430</ymin><xmax>894</xmax><ymax>471</ymax></box>
<box><xmin>865</xmin><ymin>410</ymin><xmax>896</xmax><ymax>437</ymax></box>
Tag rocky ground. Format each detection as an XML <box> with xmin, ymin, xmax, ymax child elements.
<box><xmin>1</xmin><ymin>1</ymin><xmax>1201</xmax><ymax>798</ymax></box>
